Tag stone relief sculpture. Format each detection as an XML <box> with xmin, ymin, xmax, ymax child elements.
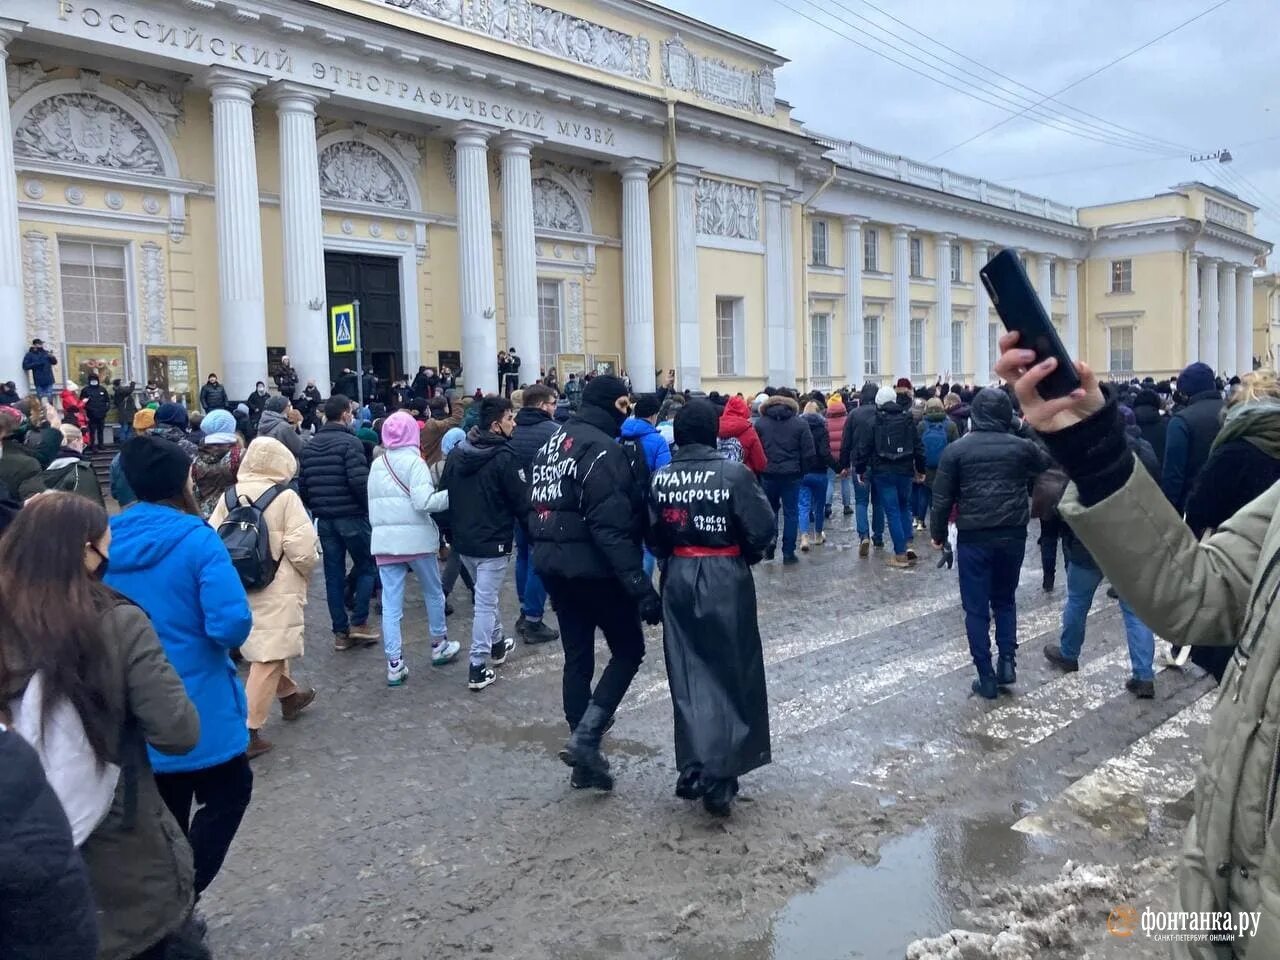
<box><xmin>532</xmin><ymin>178</ymin><xmax>583</xmax><ymax>232</ymax></box>
<box><xmin>140</xmin><ymin>242</ymin><xmax>169</xmax><ymax>345</ymax></box>
<box><xmin>22</xmin><ymin>230</ymin><xmax>57</xmax><ymax>350</ymax></box>
<box><xmin>113</xmin><ymin>79</ymin><xmax>185</xmax><ymax>137</ymax></box>
<box><xmin>6</xmin><ymin>61</ymin><xmax>54</xmax><ymax>100</ymax></box>
<box><xmin>14</xmin><ymin>93</ymin><xmax>163</xmax><ymax>173</ymax></box>
<box><xmin>661</xmin><ymin>35</ymin><xmax>777</xmax><ymax>115</ymax></box>
<box><xmin>696</xmin><ymin>178</ymin><xmax>760</xmax><ymax>241</ymax></box>
<box><xmin>535</xmin><ymin>161</ymin><xmax>593</xmax><ymax>208</ymax></box>
<box><xmin>384</xmin><ymin>0</ymin><xmax>464</xmax><ymax>24</ymax></box>
<box><xmin>318</xmin><ymin>141</ymin><xmax>411</xmax><ymax>208</ymax></box>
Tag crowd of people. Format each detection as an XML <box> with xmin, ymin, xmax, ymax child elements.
<box><xmin>4</xmin><ymin>328</ymin><xmax>1280</xmax><ymax>957</ymax></box>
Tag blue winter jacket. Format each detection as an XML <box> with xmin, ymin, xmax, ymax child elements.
<box><xmin>105</xmin><ymin>502</ymin><xmax>253</xmax><ymax>773</ymax></box>
<box><xmin>620</xmin><ymin>417</ymin><xmax>672</xmax><ymax>473</ymax></box>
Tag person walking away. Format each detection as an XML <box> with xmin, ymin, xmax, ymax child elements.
<box><xmin>797</xmin><ymin>400</ymin><xmax>834</xmax><ymax>551</ymax></box>
<box><xmin>299</xmin><ymin>395</ymin><xmax>380</xmax><ymax>650</ymax></box>
<box><xmin>855</xmin><ymin>386</ymin><xmax>924</xmax><ymax>568</ymax></box>
<box><xmin>79</xmin><ymin>375</ymin><xmax>111</xmax><ymax>451</ymax></box>
<box><xmin>529</xmin><ymin>375</ymin><xmax>662</xmax><ymax>791</ymax></box>
<box><xmin>420</xmin><ymin>395</ymin><xmax>464</xmax><ymax>468</ymax></box>
<box><xmin>110</xmin><ymin>408</ymin><xmax>154</xmax><ymax>507</ymax></box>
<box><xmin>111</xmin><ymin>434</ymin><xmax>255</xmax><ymax>899</ymax></box>
<box><xmin>508</xmin><ymin>386</ymin><xmax>561</xmax><ymax>644</ymax></box>
<box><xmin>192</xmin><ymin>409</ymin><xmax>243</xmax><ymax>519</ymax></box>
<box><xmin>0</xmin><ymin>492</ymin><xmax>203</xmax><ymax>960</ymax></box>
<box><xmin>368</xmin><ymin>411</ymin><xmax>460</xmax><ymax>685</ymax></box>
<box><xmin>841</xmin><ymin>382</ymin><xmax>887</xmax><ymax>556</ymax></box>
<box><xmin>620</xmin><ymin>393</ymin><xmax>673</xmax><ymax>576</ymax></box>
<box><xmin>916</xmin><ymin>396</ymin><xmax>959</xmax><ymax>532</ymax></box>
<box><xmin>718</xmin><ymin>394</ymin><xmax>768</xmax><ymax>473</ymax></box>
<box><xmin>20</xmin><ymin>423</ymin><xmax>105</xmax><ymax>506</ymax></box>
<box><xmin>256</xmin><ymin>395</ymin><xmax>304</xmax><ymax>461</ymax></box>
<box><xmin>274</xmin><ymin>356</ymin><xmax>298</xmax><ymax>401</ymax></box>
<box><xmin>824</xmin><ymin>396</ymin><xmax>852</xmax><ymax>516</ymax></box>
<box><xmin>111</xmin><ymin>379</ymin><xmax>138</xmax><ymax>444</ymax></box>
<box><xmin>647</xmin><ymin>401</ymin><xmax>776</xmax><ymax>817</ymax></box>
<box><xmin>1043</xmin><ymin>409</ymin><xmax>1160</xmax><ymax>697</ymax></box>
<box><xmin>208</xmin><ymin>437</ymin><xmax>318</xmax><ymax>758</ymax></box>
<box><xmin>199</xmin><ymin>373</ymin><xmax>229</xmax><ymax>413</ymax></box>
<box><xmin>1160</xmin><ymin>361</ymin><xmax>1223</xmax><ymax>513</ymax></box>
<box><xmin>151</xmin><ymin>401</ymin><xmax>199</xmax><ymax>459</ymax></box>
<box><xmin>439</xmin><ymin>395</ymin><xmax>526</xmax><ymax>691</ymax></box>
<box><xmin>1178</xmin><ymin>371</ymin><xmax>1280</xmax><ymax>683</ymax></box>
<box><xmin>928</xmin><ymin>387</ymin><xmax>1050</xmax><ymax>698</ymax></box>
<box><xmin>944</xmin><ymin>391</ymin><xmax>970</xmax><ymax>437</ymax></box>
<box><xmin>21</xmin><ymin>338</ymin><xmax>57</xmax><ymax>400</ymax></box>
<box><xmin>754</xmin><ymin>391</ymin><xmax>815</xmax><ymax>565</ymax></box>
<box><xmin>1131</xmin><ymin>388</ymin><xmax>1168</xmax><ymax>466</ymax></box>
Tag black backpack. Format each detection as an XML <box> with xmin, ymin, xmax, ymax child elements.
<box><xmin>218</xmin><ymin>484</ymin><xmax>285</xmax><ymax>591</ymax></box>
<box><xmin>875</xmin><ymin>411</ymin><xmax>915</xmax><ymax>463</ymax></box>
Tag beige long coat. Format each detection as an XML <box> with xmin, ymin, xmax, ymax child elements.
<box><xmin>208</xmin><ymin>437</ymin><xmax>318</xmax><ymax>662</ymax></box>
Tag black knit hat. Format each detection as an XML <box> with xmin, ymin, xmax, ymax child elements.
<box><xmin>673</xmin><ymin>399</ymin><xmax>719</xmax><ymax>448</ymax></box>
<box><xmin>265</xmin><ymin>395</ymin><xmax>291</xmax><ymax>414</ymax></box>
<box><xmin>120</xmin><ymin>435</ymin><xmax>191</xmax><ymax>503</ymax></box>
<box><xmin>581</xmin><ymin>375</ymin><xmax>628</xmax><ymax>411</ymax></box>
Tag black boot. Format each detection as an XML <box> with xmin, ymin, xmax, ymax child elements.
<box><xmin>560</xmin><ymin>703</ymin><xmax>614</xmax><ymax>791</ymax></box>
<box><xmin>702</xmin><ymin>777</ymin><xmax>738</xmax><ymax>817</ymax></box>
<box><xmin>675</xmin><ymin>766</ymin><xmax>706</xmax><ymax>800</ymax></box>
<box><xmin>995</xmin><ymin>655</ymin><xmax>1016</xmax><ymax>686</ymax></box>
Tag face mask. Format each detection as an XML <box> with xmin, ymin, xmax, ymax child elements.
<box><xmin>89</xmin><ymin>380</ymin><xmax>98</xmax><ymax>386</ymax></box>
<box><xmin>89</xmin><ymin>543</ymin><xmax>109</xmax><ymax>580</ymax></box>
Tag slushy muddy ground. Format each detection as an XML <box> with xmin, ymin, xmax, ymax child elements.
<box><xmin>206</xmin><ymin>512</ymin><xmax>1205</xmax><ymax>959</ymax></box>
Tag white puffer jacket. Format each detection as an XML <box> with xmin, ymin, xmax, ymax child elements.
<box><xmin>368</xmin><ymin>446</ymin><xmax>449</xmax><ymax>556</ymax></box>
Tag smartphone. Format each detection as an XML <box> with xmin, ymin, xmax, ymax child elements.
<box><xmin>979</xmin><ymin>248</ymin><xmax>1081</xmax><ymax>399</ymax></box>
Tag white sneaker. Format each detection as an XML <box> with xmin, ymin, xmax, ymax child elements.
<box><xmin>432</xmin><ymin>638</ymin><xmax>461</xmax><ymax>666</ymax></box>
<box><xmin>386</xmin><ymin>660</ymin><xmax>409</xmax><ymax>686</ymax></box>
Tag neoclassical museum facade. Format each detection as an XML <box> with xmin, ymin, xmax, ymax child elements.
<box><xmin>1</xmin><ymin>0</ymin><xmax>1273</xmax><ymax>401</ymax></box>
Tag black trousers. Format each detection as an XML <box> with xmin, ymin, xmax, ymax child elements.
<box><xmin>543</xmin><ymin>575</ymin><xmax>646</xmax><ymax>731</ymax></box>
<box><xmin>87</xmin><ymin>416</ymin><xmax>106</xmax><ymax>448</ymax></box>
<box><xmin>154</xmin><ymin>754</ymin><xmax>253</xmax><ymax>896</ymax></box>
<box><xmin>1039</xmin><ymin>514</ymin><xmax>1066</xmax><ymax>583</ymax></box>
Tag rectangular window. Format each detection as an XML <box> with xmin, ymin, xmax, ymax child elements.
<box><xmin>909</xmin><ymin>237</ymin><xmax>924</xmax><ymax>278</ymax></box>
<box><xmin>810</xmin><ymin>312</ymin><xmax>831</xmax><ymax>377</ymax></box>
<box><xmin>987</xmin><ymin>321</ymin><xmax>1000</xmax><ymax>377</ymax></box>
<box><xmin>59</xmin><ymin>240</ymin><xmax>129</xmax><ymax>347</ymax></box>
<box><xmin>1050</xmin><ymin>262</ymin><xmax>1060</xmax><ymax>296</ymax></box>
<box><xmin>536</xmin><ymin>279</ymin><xmax>563</xmax><ymax>364</ymax></box>
<box><xmin>1110</xmin><ymin>325</ymin><xmax>1135</xmax><ymax>374</ymax></box>
<box><xmin>716</xmin><ymin>297</ymin><xmax>742</xmax><ymax>376</ymax></box>
<box><xmin>909</xmin><ymin>317</ymin><xmax>925</xmax><ymax>376</ymax></box>
<box><xmin>950</xmin><ymin>244</ymin><xmax>962</xmax><ymax>282</ymax></box>
<box><xmin>811</xmin><ymin>219</ymin><xmax>829</xmax><ymax>267</ymax></box>
<box><xmin>864</xmin><ymin>315</ymin><xmax>880</xmax><ymax>376</ymax></box>
<box><xmin>863</xmin><ymin>227</ymin><xmax>879</xmax><ymax>272</ymax></box>
<box><xmin>1111</xmin><ymin>259</ymin><xmax>1133</xmax><ymax>294</ymax></box>
<box><xmin>951</xmin><ymin>320</ymin><xmax>965</xmax><ymax>375</ymax></box>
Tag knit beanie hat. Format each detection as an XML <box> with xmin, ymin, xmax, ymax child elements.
<box><xmin>132</xmin><ymin>408</ymin><xmax>156</xmax><ymax>431</ymax></box>
<box><xmin>875</xmin><ymin>385</ymin><xmax>897</xmax><ymax>406</ymax></box>
<box><xmin>925</xmin><ymin>397</ymin><xmax>944</xmax><ymax>414</ymax></box>
<box><xmin>265</xmin><ymin>395</ymin><xmax>291</xmax><ymax>414</ymax></box>
<box><xmin>120</xmin><ymin>435</ymin><xmax>191</xmax><ymax>503</ymax></box>
<box><xmin>673</xmin><ymin>399</ymin><xmax>719</xmax><ymax>448</ymax></box>
<box><xmin>1177</xmin><ymin>362</ymin><xmax>1216</xmax><ymax>397</ymax></box>
<box><xmin>380</xmin><ymin>411</ymin><xmax>420</xmax><ymax>450</ymax></box>
<box><xmin>201</xmin><ymin>409</ymin><xmax>238</xmax><ymax>444</ymax></box>
<box><xmin>441</xmin><ymin>426</ymin><xmax>466</xmax><ymax>458</ymax></box>
<box><xmin>895</xmin><ymin>377</ymin><xmax>913</xmax><ymax>390</ymax></box>
<box><xmin>155</xmin><ymin>402</ymin><xmax>188</xmax><ymax>428</ymax></box>
<box><xmin>582</xmin><ymin>375</ymin><xmax>629</xmax><ymax>411</ymax></box>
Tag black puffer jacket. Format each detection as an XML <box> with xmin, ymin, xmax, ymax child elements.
<box><xmin>529</xmin><ymin>404</ymin><xmax>648</xmax><ymax>592</ymax></box>
<box><xmin>508</xmin><ymin>406</ymin><xmax>559</xmax><ymax>471</ymax></box>
<box><xmin>755</xmin><ymin>396</ymin><xmax>815</xmax><ymax>477</ymax></box>
<box><xmin>928</xmin><ymin>388</ymin><xmax>1051</xmax><ymax>544</ymax></box>
<box><xmin>80</xmin><ymin>382</ymin><xmax>111</xmax><ymax>420</ymax></box>
<box><xmin>439</xmin><ymin>428</ymin><xmax>527</xmax><ymax>558</ymax></box>
<box><xmin>199</xmin><ymin>382</ymin><xmax>228</xmax><ymax>412</ymax></box>
<box><xmin>800</xmin><ymin>411</ymin><xmax>833</xmax><ymax>474</ymax></box>
<box><xmin>839</xmin><ymin>383</ymin><xmax>881</xmax><ymax>471</ymax></box>
<box><xmin>0</xmin><ymin>727</ymin><xmax>99</xmax><ymax>960</ymax></box>
<box><xmin>298</xmin><ymin>421</ymin><xmax>369</xmax><ymax>518</ymax></box>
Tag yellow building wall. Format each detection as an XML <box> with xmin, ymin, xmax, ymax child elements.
<box><xmin>1081</xmin><ymin>251</ymin><xmax>1185</xmax><ymax>377</ymax></box>
<box><xmin>1078</xmin><ymin>195</ymin><xmax>1187</xmax><ymax>228</ymax></box>
<box><xmin>698</xmin><ymin>247</ymin><xmax>765</xmax><ymax>395</ymax></box>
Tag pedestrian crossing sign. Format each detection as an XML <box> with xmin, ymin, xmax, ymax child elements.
<box><xmin>330</xmin><ymin>303</ymin><xmax>356</xmax><ymax>354</ymax></box>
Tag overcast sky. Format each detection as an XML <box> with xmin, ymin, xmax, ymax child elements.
<box><xmin>661</xmin><ymin>0</ymin><xmax>1279</xmax><ymax>266</ymax></box>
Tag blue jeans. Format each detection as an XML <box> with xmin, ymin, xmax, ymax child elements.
<box><xmin>116</xmin><ymin>424</ymin><xmax>133</xmax><ymax>444</ymax></box>
<box><xmin>798</xmin><ymin>472</ymin><xmax>829</xmax><ymax>535</ymax></box>
<box><xmin>854</xmin><ymin>474</ymin><xmax>885</xmax><ymax>545</ymax></box>
<box><xmin>956</xmin><ymin>539</ymin><xmax>1026</xmax><ymax>674</ymax></box>
<box><xmin>826</xmin><ymin>468</ymin><xmax>852</xmax><ymax>510</ymax></box>
<box><xmin>1059</xmin><ymin>560</ymin><xmax>1155</xmax><ymax>680</ymax></box>
<box><xmin>760</xmin><ymin>474</ymin><xmax>801</xmax><ymax>558</ymax></box>
<box><xmin>35</xmin><ymin>384</ymin><xmax>54</xmax><ymax>401</ymax></box>
<box><xmin>874</xmin><ymin>473</ymin><xmax>913</xmax><ymax>555</ymax></box>
<box><xmin>377</xmin><ymin>555</ymin><xmax>447</xmax><ymax>662</ymax></box>
<box><xmin>318</xmin><ymin>516</ymin><xmax>376</xmax><ymax>634</ymax></box>
<box><xmin>514</xmin><ymin>524</ymin><xmax>547</xmax><ymax>620</ymax></box>
<box><xmin>912</xmin><ymin>481</ymin><xmax>931</xmax><ymax>524</ymax></box>
<box><xmin>643</xmin><ymin>547</ymin><xmax>656</xmax><ymax>580</ymax></box>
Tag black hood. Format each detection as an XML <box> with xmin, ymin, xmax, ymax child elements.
<box><xmin>859</xmin><ymin>383</ymin><xmax>880</xmax><ymax>406</ymax></box>
<box><xmin>969</xmin><ymin>388</ymin><xmax>1013</xmax><ymax>432</ymax></box>
<box><xmin>452</xmin><ymin>427</ymin><xmax>510</xmax><ymax>476</ymax></box>
<box><xmin>573</xmin><ymin>402</ymin><xmax>623</xmax><ymax>438</ymax></box>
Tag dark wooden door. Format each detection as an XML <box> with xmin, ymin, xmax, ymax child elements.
<box><xmin>324</xmin><ymin>252</ymin><xmax>403</xmax><ymax>394</ymax></box>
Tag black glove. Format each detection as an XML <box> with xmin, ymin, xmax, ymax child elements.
<box><xmin>637</xmin><ymin>586</ymin><xmax>663</xmax><ymax>626</ymax></box>
<box><xmin>937</xmin><ymin>543</ymin><xmax>954</xmax><ymax>570</ymax></box>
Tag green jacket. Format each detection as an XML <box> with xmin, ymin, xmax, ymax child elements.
<box><xmin>1060</xmin><ymin>463</ymin><xmax>1280</xmax><ymax>959</ymax></box>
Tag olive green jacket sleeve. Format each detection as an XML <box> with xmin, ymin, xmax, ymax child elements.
<box><xmin>1057</xmin><ymin>459</ymin><xmax>1276</xmax><ymax>649</ymax></box>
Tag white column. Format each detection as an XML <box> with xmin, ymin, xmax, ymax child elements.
<box><xmin>673</xmin><ymin>166</ymin><xmax>701</xmax><ymax>391</ymax></box>
<box><xmin>0</xmin><ymin>21</ymin><xmax>24</xmax><ymax>388</ymax></box>
<box><xmin>843</xmin><ymin>216</ymin><xmax>865</xmax><ymax>385</ymax></box>
<box><xmin>935</xmin><ymin>234</ymin><xmax>954</xmax><ymax>381</ymax></box>
<box><xmin>1200</xmin><ymin>257</ymin><xmax>1220</xmax><ymax>372</ymax></box>
<box><xmin>1065</xmin><ymin>259</ymin><xmax>1080</xmax><ymax>359</ymax></box>
<box><xmin>892</xmin><ymin>225</ymin><xmax>912</xmax><ymax>379</ymax></box>
<box><xmin>1219</xmin><ymin>261</ymin><xmax>1237</xmax><ymax>377</ymax></box>
<box><xmin>1185</xmin><ymin>252</ymin><xmax>1200</xmax><ymax>367</ymax></box>
<box><xmin>1037</xmin><ymin>254</ymin><xmax>1054</xmax><ymax>316</ymax></box>
<box><xmin>208</xmin><ymin>68</ymin><xmax>269</xmax><ymax>400</ymax></box>
<box><xmin>971</xmin><ymin>241</ymin><xmax>990</xmax><ymax>383</ymax></box>
<box><xmin>619</xmin><ymin>160</ymin><xmax>656</xmax><ymax>392</ymax></box>
<box><xmin>781</xmin><ymin>196</ymin><xmax>797</xmax><ymax>384</ymax></box>
<box><xmin>268</xmin><ymin>82</ymin><xmax>329</xmax><ymax>395</ymax></box>
<box><xmin>764</xmin><ymin>186</ymin><xmax>788</xmax><ymax>386</ymax></box>
<box><xmin>1238</xmin><ymin>266</ymin><xmax>1255</xmax><ymax>375</ymax></box>
<box><xmin>453</xmin><ymin>123</ymin><xmax>498</xmax><ymax>394</ymax></box>
<box><xmin>497</xmin><ymin>133</ymin><xmax>540</xmax><ymax>384</ymax></box>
